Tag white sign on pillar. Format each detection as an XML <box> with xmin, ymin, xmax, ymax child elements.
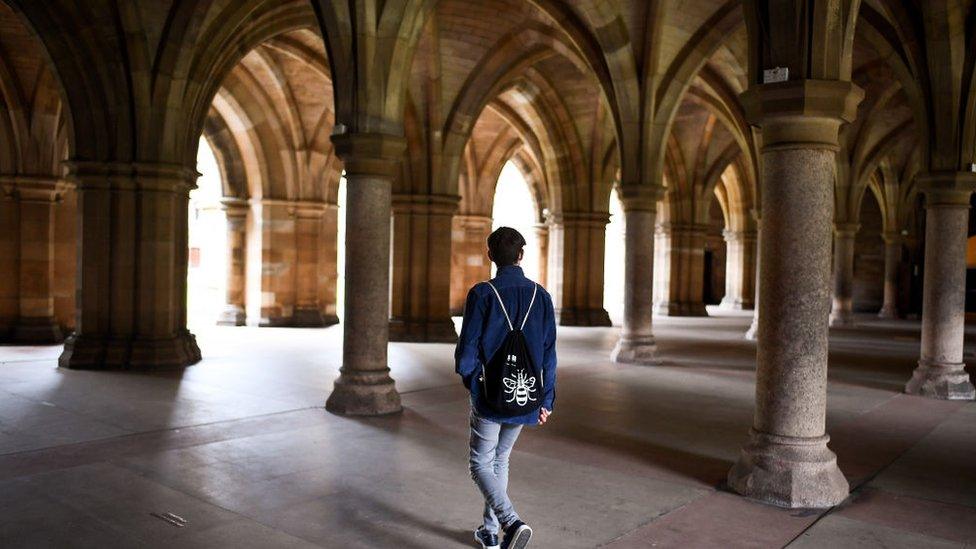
<box><xmin>762</xmin><ymin>67</ymin><xmax>789</xmax><ymax>84</ymax></box>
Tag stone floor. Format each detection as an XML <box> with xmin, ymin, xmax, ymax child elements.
<box><xmin>1</xmin><ymin>310</ymin><xmax>974</xmax><ymax>548</ymax></box>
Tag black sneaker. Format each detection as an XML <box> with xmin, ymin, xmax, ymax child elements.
<box><xmin>501</xmin><ymin>520</ymin><xmax>532</xmax><ymax>549</ymax></box>
<box><xmin>474</xmin><ymin>526</ymin><xmax>500</xmax><ymax>549</ymax></box>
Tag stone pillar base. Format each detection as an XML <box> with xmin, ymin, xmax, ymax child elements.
<box><xmin>828</xmin><ymin>311</ymin><xmax>855</xmax><ymax>327</ymax></box>
<box><xmin>905</xmin><ymin>361</ymin><xmax>976</xmax><ymax>400</ymax></box>
<box><xmin>876</xmin><ymin>306</ymin><xmax>898</xmax><ymax>320</ymax></box>
<box><xmin>11</xmin><ymin>317</ymin><xmax>64</xmax><ymax>344</ymax></box>
<box><xmin>654</xmin><ymin>301</ymin><xmax>708</xmax><ymax>317</ymax></box>
<box><xmin>216</xmin><ymin>305</ymin><xmax>246</xmax><ymax>327</ymax></box>
<box><xmin>388</xmin><ymin>319</ymin><xmax>458</xmax><ymax>343</ymax></box>
<box><xmin>59</xmin><ymin>331</ymin><xmax>201</xmax><ymax>370</ymax></box>
<box><xmin>727</xmin><ymin>430</ymin><xmax>849</xmax><ymax>509</ymax></box>
<box><xmin>325</xmin><ymin>369</ymin><xmax>403</xmax><ymax>416</ymax></box>
<box><xmin>293</xmin><ymin>308</ymin><xmax>339</xmax><ymax>328</ymax></box>
<box><xmin>744</xmin><ymin>319</ymin><xmax>759</xmax><ymax>341</ymax></box>
<box><xmin>610</xmin><ymin>335</ymin><xmax>659</xmax><ymax>365</ymax></box>
<box><xmin>720</xmin><ymin>297</ymin><xmax>754</xmax><ymax>311</ymax></box>
<box><xmin>557</xmin><ymin>308</ymin><xmax>612</xmax><ymax>327</ymax></box>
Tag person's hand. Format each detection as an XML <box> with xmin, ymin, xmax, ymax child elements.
<box><xmin>538</xmin><ymin>407</ymin><xmax>551</xmax><ymax>425</ymax></box>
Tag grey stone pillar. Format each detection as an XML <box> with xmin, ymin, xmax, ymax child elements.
<box><xmin>728</xmin><ymin>80</ymin><xmax>862</xmax><ymax>508</ymax></box>
<box><xmin>218</xmin><ymin>199</ymin><xmax>247</xmax><ymax>326</ymax></box>
<box><xmin>611</xmin><ymin>185</ymin><xmax>662</xmax><ymax>364</ymax></box>
<box><xmin>905</xmin><ymin>173</ymin><xmax>976</xmax><ymax>400</ymax></box>
<box><xmin>326</xmin><ymin>133</ymin><xmax>406</xmax><ymax>416</ymax></box>
<box><xmin>877</xmin><ymin>232</ymin><xmax>902</xmax><ymax>319</ymax></box>
<box><xmin>829</xmin><ymin>223</ymin><xmax>858</xmax><ymax>326</ymax></box>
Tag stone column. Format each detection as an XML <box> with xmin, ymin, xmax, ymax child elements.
<box><xmin>1</xmin><ymin>177</ymin><xmax>67</xmax><ymax>343</ymax></box>
<box><xmin>877</xmin><ymin>231</ymin><xmax>902</xmax><ymax>319</ymax></box>
<box><xmin>745</xmin><ymin>211</ymin><xmax>762</xmax><ymax>340</ymax></box>
<box><xmin>326</xmin><ymin>133</ymin><xmax>405</xmax><ymax>416</ymax></box>
<box><xmin>534</xmin><ymin>222</ymin><xmax>549</xmax><ymax>287</ymax></box>
<box><xmin>319</xmin><ymin>205</ymin><xmax>341</xmax><ymax>325</ymax></box>
<box><xmin>450</xmin><ymin>215</ymin><xmax>493</xmax><ymax>314</ymax></box>
<box><xmin>611</xmin><ymin>185</ymin><xmax>662</xmax><ymax>364</ymax></box>
<box><xmin>720</xmin><ymin>229</ymin><xmax>757</xmax><ymax>310</ymax></box>
<box><xmin>246</xmin><ymin>199</ymin><xmax>297</xmax><ymax>327</ymax></box>
<box><xmin>552</xmin><ymin>211</ymin><xmax>612</xmax><ymax>326</ymax></box>
<box><xmin>728</xmin><ymin>80</ymin><xmax>862</xmax><ymax>508</ymax></box>
<box><xmin>829</xmin><ymin>222</ymin><xmax>859</xmax><ymax>326</ymax></box>
<box><xmin>293</xmin><ymin>203</ymin><xmax>334</xmax><ymax>326</ymax></box>
<box><xmin>905</xmin><ymin>173</ymin><xmax>976</xmax><ymax>400</ymax></box>
<box><xmin>217</xmin><ymin>199</ymin><xmax>247</xmax><ymax>326</ymax></box>
<box><xmin>654</xmin><ymin>222</ymin><xmax>709</xmax><ymax>316</ymax></box>
<box><xmin>59</xmin><ymin>162</ymin><xmax>201</xmax><ymax>369</ymax></box>
<box><xmin>389</xmin><ymin>193</ymin><xmax>459</xmax><ymax>342</ymax></box>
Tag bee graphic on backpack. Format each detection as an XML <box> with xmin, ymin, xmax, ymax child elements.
<box><xmin>501</xmin><ymin>355</ymin><xmax>537</xmax><ymax>406</ymax></box>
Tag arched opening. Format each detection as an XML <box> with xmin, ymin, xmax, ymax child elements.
<box><xmin>491</xmin><ymin>161</ymin><xmax>540</xmax><ymax>280</ymax></box>
<box><xmin>187</xmin><ymin>138</ymin><xmax>228</xmax><ymax>327</ymax></box>
<box><xmin>195</xmin><ymin>27</ymin><xmax>342</xmax><ymax>329</ymax></box>
<box><xmin>603</xmin><ymin>187</ymin><xmax>625</xmax><ymax>325</ymax></box>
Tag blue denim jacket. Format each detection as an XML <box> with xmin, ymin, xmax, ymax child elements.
<box><xmin>455</xmin><ymin>265</ymin><xmax>557</xmax><ymax>424</ymax></box>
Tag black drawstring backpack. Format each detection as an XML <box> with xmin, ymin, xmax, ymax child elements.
<box><xmin>479</xmin><ymin>282</ymin><xmax>543</xmax><ymax>417</ymax></box>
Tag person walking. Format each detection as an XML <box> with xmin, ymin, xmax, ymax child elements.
<box><xmin>455</xmin><ymin>226</ymin><xmax>557</xmax><ymax>549</ymax></box>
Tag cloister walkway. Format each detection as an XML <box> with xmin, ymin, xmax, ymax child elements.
<box><xmin>0</xmin><ymin>313</ymin><xmax>973</xmax><ymax>547</ymax></box>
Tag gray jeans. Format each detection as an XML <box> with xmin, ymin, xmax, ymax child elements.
<box><xmin>469</xmin><ymin>405</ymin><xmax>523</xmax><ymax>534</ymax></box>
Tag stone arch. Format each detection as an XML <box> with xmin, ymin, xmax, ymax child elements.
<box><xmin>0</xmin><ymin>1</ymin><xmax>72</xmax><ymax>170</ymax></box>
<box><xmin>439</xmin><ymin>23</ymin><xmax>597</xmax><ymax>198</ymax></box>
<box><xmin>522</xmin><ymin>0</ymin><xmax>639</xmax><ymax>183</ymax></box>
<box><xmin>643</xmin><ymin>0</ymin><xmax>744</xmax><ymax>188</ymax></box>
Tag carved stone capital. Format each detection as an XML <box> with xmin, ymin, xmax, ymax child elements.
<box><xmin>64</xmin><ymin>161</ymin><xmax>199</xmax><ymax>193</ymax></box>
<box><xmin>391</xmin><ymin>193</ymin><xmax>460</xmax><ymax>217</ymax></box>
<box><xmin>917</xmin><ymin>172</ymin><xmax>976</xmax><ymax>208</ymax></box>
<box><xmin>219</xmin><ymin>197</ymin><xmax>249</xmax><ymax>219</ymax></box>
<box><xmin>0</xmin><ymin>175</ymin><xmax>70</xmax><ymax>203</ymax></box>
<box><xmin>741</xmin><ymin>80</ymin><xmax>863</xmax><ymax>151</ymax></box>
<box><xmin>332</xmin><ymin>133</ymin><xmax>406</xmax><ymax>178</ymax></box>
<box><xmin>833</xmin><ymin>222</ymin><xmax>860</xmax><ymax>239</ymax></box>
<box><xmin>616</xmin><ymin>184</ymin><xmax>664</xmax><ymax>212</ymax></box>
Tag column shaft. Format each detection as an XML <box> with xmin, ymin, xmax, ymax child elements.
<box><xmin>293</xmin><ymin>204</ymin><xmax>339</xmax><ymax>327</ymax></box>
<box><xmin>3</xmin><ymin>177</ymin><xmax>66</xmax><ymax>343</ymax></box>
<box><xmin>389</xmin><ymin>194</ymin><xmax>459</xmax><ymax>342</ymax></box>
<box><xmin>720</xmin><ymin>229</ymin><xmax>757</xmax><ymax>310</ymax></box>
<box><xmin>325</xmin><ymin>133</ymin><xmax>405</xmax><ymax>416</ymax></box>
<box><xmin>450</xmin><ymin>215</ymin><xmax>493</xmax><ymax>315</ymax></box>
<box><xmin>611</xmin><ymin>185</ymin><xmax>661</xmax><ymax>364</ymax></box>
<box><xmin>534</xmin><ymin>223</ymin><xmax>549</xmax><ymax>288</ymax></box>
<box><xmin>906</xmin><ymin>175</ymin><xmax>976</xmax><ymax>399</ymax></box>
<box><xmin>218</xmin><ymin>200</ymin><xmax>247</xmax><ymax>326</ymax></box>
<box><xmin>745</xmin><ymin>217</ymin><xmax>762</xmax><ymax>340</ymax></box>
<box><xmin>654</xmin><ymin>222</ymin><xmax>709</xmax><ymax>316</ymax></box>
<box><xmin>552</xmin><ymin>212</ymin><xmax>612</xmax><ymax>326</ymax></box>
<box><xmin>877</xmin><ymin>233</ymin><xmax>902</xmax><ymax>319</ymax></box>
<box><xmin>829</xmin><ymin>223</ymin><xmax>858</xmax><ymax>326</ymax></box>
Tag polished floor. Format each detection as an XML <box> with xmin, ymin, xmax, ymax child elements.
<box><xmin>1</xmin><ymin>310</ymin><xmax>974</xmax><ymax>548</ymax></box>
